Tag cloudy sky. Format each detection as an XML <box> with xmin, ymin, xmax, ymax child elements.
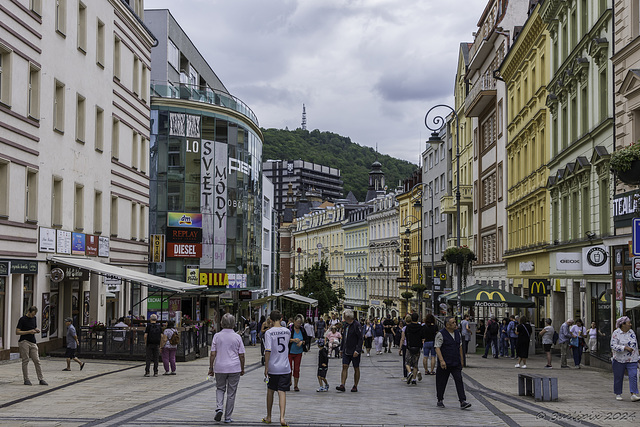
<box><xmin>146</xmin><ymin>0</ymin><xmax>487</xmax><ymax>163</ymax></box>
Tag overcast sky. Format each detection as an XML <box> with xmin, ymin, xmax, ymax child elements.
<box><xmin>146</xmin><ymin>0</ymin><xmax>487</xmax><ymax>163</ymax></box>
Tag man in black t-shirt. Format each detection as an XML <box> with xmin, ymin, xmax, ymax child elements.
<box><xmin>143</xmin><ymin>314</ymin><xmax>162</xmax><ymax>377</ymax></box>
<box><xmin>383</xmin><ymin>315</ymin><xmax>394</xmax><ymax>353</ymax></box>
<box><xmin>16</xmin><ymin>306</ymin><xmax>47</xmax><ymax>385</ymax></box>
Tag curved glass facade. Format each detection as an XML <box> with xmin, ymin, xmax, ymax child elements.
<box><xmin>149</xmin><ymin>103</ymin><xmax>262</xmax><ymax>289</ymax></box>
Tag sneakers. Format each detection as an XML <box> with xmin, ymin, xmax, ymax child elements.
<box><xmin>561</xmin><ymin>365</ymin><xmax>570</xmax><ymax>369</ymax></box>
<box><xmin>39</xmin><ymin>379</ymin><xmax>48</xmax><ymax>386</ymax></box>
<box><xmin>616</xmin><ymin>395</ymin><xmax>623</xmax><ymax>401</ymax></box>
<box><xmin>411</xmin><ymin>380</ymin><xmax>417</xmax><ymax>385</ymax></box>
<box><xmin>460</xmin><ymin>401</ymin><xmax>472</xmax><ymax>410</ymax></box>
<box><xmin>406</xmin><ymin>373</ymin><xmax>413</xmax><ymax>384</ymax></box>
<box><xmin>481</xmin><ymin>355</ymin><xmax>487</xmax><ymax>359</ymax></box>
<box><xmin>224</xmin><ymin>418</ymin><xmax>233</xmax><ymax>423</ymax></box>
<box><xmin>24</xmin><ymin>380</ymin><xmax>32</xmax><ymax>386</ymax></box>
<box><xmin>367</xmin><ymin>353</ymin><xmax>370</xmax><ymax>357</ymax></box>
<box><xmin>336</xmin><ymin>384</ymin><xmax>346</xmax><ymax>392</ymax></box>
<box><xmin>437</xmin><ymin>401</ymin><xmax>445</xmax><ymax>408</ymax></box>
<box><xmin>214</xmin><ymin>410</ymin><xmax>223</xmax><ymax>422</ymax></box>
<box><xmin>144</xmin><ymin>373</ymin><xmax>150</xmax><ymax>377</ymax></box>
<box><xmin>417</xmin><ymin>372</ymin><xmax>422</xmax><ymax>381</ymax></box>
<box><xmin>153</xmin><ymin>373</ymin><xmax>158</xmax><ymax>377</ymax></box>
<box><xmin>545</xmin><ymin>365</ymin><xmax>553</xmax><ymax>369</ymax></box>
<box><xmin>351</xmin><ymin>385</ymin><xmax>358</xmax><ymax>392</ymax></box>
<box><xmin>317</xmin><ymin>386</ymin><xmax>327</xmax><ymax>392</ymax></box>
<box><xmin>521</xmin><ymin>365</ymin><xmax>527</xmax><ymax>369</ymax></box>
<box><xmin>631</xmin><ymin>394</ymin><xmax>640</xmax><ymax>402</ymax></box>
<box><xmin>514</xmin><ymin>364</ymin><xmax>520</xmax><ymax>368</ymax></box>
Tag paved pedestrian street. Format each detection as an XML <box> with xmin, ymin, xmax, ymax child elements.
<box><xmin>0</xmin><ymin>345</ymin><xmax>637</xmax><ymax>426</ymax></box>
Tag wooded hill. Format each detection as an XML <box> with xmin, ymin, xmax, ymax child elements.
<box><xmin>261</xmin><ymin>128</ymin><xmax>418</xmax><ymax>202</ymax></box>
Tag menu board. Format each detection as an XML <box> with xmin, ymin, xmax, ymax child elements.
<box><xmin>56</xmin><ymin>230</ymin><xmax>72</xmax><ymax>254</ymax></box>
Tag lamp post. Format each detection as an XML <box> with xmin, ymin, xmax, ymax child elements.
<box><xmin>296</xmin><ymin>247</ymin><xmax>302</xmax><ymax>289</ymax></box>
<box><xmin>410</xmin><ymin>182</ymin><xmax>435</xmax><ymax>316</ymax></box>
<box><xmin>356</xmin><ymin>266</ymin><xmax>366</xmax><ymax>319</ymax></box>
<box><xmin>379</xmin><ymin>254</ymin><xmax>391</xmax><ymax>317</ymax></box>
<box><xmin>425</xmin><ymin>104</ymin><xmax>462</xmax><ymax>319</ymax></box>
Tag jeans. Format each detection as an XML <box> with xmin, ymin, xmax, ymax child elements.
<box><xmin>145</xmin><ymin>345</ymin><xmax>159</xmax><ymax>374</ymax></box>
<box><xmin>384</xmin><ymin>333</ymin><xmax>394</xmax><ymax>350</ymax></box>
<box><xmin>401</xmin><ymin>345</ymin><xmax>407</xmax><ymax>378</ymax></box>
<box><xmin>572</xmin><ymin>345</ymin><xmax>583</xmax><ymax>366</ymax></box>
<box><xmin>499</xmin><ymin>337</ymin><xmax>509</xmax><ymax>356</ymax></box>
<box><xmin>216</xmin><ymin>372</ymin><xmax>241</xmax><ymax>418</ymax></box>
<box><xmin>162</xmin><ymin>347</ymin><xmax>177</xmax><ymax>373</ymax></box>
<box><xmin>509</xmin><ymin>337</ymin><xmax>518</xmax><ymax>357</ymax></box>
<box><xmin>612</xmin><ymin>360</ymin><xmax>638</xmax><ymax>395</ymax></box>
<box><xmin>560</xmin><ymin>342</ymin><xmax>569</xmax><ymax>367</ymax></box>
<box><xmin>250</xmin><ymin>330</ymin><xmax>257</xmax><ymax>345</ymax></box>
<box><xmin>484</xmin><ymin>335</ymin><xmax>498</xmax><ymax>357</ymax></box>
<box><xmin>436</xmin><ymin>364</ymin><xmax>466</xmax><ymax>402</ymax></box>
<box><xmin>462</xmin><ymin>339</ymin><xmax>469</xmax><ymax>366</ymax></box>
<box><xmin>19</xmin><ymin>340</ymin><xmax>44</xmax><ymax>382</ymax></box>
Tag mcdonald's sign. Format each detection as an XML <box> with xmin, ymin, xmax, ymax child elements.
<box><xmin>529</xmin><ymin>279</ymin><xmax>550</xmax><ymax>297</ymax></box>
<box><xmin>476</xmin><ymin>291</ymin><xmax>506</xmax><ymax>302</ymax></box>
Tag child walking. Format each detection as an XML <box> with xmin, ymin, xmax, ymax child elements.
<box><xmin>316</xmin><ymin>340</ymin><xmax>329</xmax><ymax>392</ymax></box>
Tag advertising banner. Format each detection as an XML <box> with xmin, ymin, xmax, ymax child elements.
<box><xmin>150</xmin><ymin>234</ymin><xmax>165</xmax><ymax>263</ymax></box>
<box><xmin>167</xmin><ymin>243</ymin><xmax>202</xmax><ymax>258</ymax></box>
<box><xmin>98</xmin><ymin>236</ymin><xmax>110</xmax><ymax>257</ymax></box>
<box><xmin>85</xmin><ymin>235</ymin><xmax>99</xmax><ymax>256</ymax></box>
<box><xmin>39</xmin><ymin>227</ymin><xmax>56</xmax><ymax>253</ymax></box>
<box><xmin>57</xmin><ymin>230</ymin><xmax>71</xmax><ymax>254</ymax></box>
<box><xmin>72</xmin><ymin>233</ymin><xmax>85</xmax><ymax>255</ymax></box>
<box><xmin>186</xmin><ymin>265</ymin><xmax>199</xmax><ymax>285</ymax></box>
<box><xmin>200</xmin><ymin>139</ymin><xmax>215</xmax><ymax>270</ymax></box>
<box><xmin>213</xmin><ymin>141</ymin><xmax>228</xmax><ymax>269</ymax></box>
<box><xmin>41</xmin><ymin>293</ymin><xmax>50</xmax><ymax>338</ymax></box>
<box><xmin>167</xmin><ymin>227</ymin><xmax>202</xmax><ymax>243</ymax></box>
<box><xmin>529</xmin><ymin>279</ymin><xmax>551</xmax><ymax>296</ymax></box>
<box><xmin>555</xmin><ymin>252</ymin><xmax>582</xmax><ymax>271</ymax></box>
<box><xmin>200</xmin><ymin>272</ymin><xmax>228</xmax><ymax>288</ymax></box>
<box><xmin>83</xmin><ymin>291</ymin><xmax>90</xmax><ymax>326</ymax></box>
<box><xmin>167</xmin><ymin>212</ymin><xmax>202</xmax><ymax>228</ymax></box>
<box><xmin>582</xmin><ymin>245</ymin><xmax>610</xmax><ymax>275</ymax></box>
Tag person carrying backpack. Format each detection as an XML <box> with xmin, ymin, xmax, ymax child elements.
<box><xmin>482</xmin><ymin>316</ymin><xmax>499</xmax><ymax>359</ymax></box>
<box><xmin>144</xmin><ymin>314</ymin><xmax>163</xmax><ymax>377</ymax></box>
<box><xmin>507</xmin><ymin>315</ymin><xmax>519</xmax><ymax>358</ymax></box>
<box><xmin>161</xmin><ymin>320</ymin><xmax>179</xmax><ymax>375</ymax></box>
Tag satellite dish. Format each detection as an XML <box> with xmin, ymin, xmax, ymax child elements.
<box><xmin>50</xmin><ymin>268</ymin><xmax>64</xmax><ymax>283</ymax></box>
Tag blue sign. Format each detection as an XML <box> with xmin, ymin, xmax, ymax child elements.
<box><xmin>633</xmin><ymin>218</ymin><xmax>640</xmax><ymax>256</ymax></box>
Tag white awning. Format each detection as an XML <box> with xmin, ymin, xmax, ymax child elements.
<box><xmin>278</xmin><ymin>291</ymin><xmax>318</xmax><ymax>307</ymax></box>
<box><xmin>50</xmin><ymin>256</ymin><xmax>206</xmax><ymax>293</ymax></box>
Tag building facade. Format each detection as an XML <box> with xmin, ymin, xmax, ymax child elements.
<box><xmin>343</xmin><ymin>206</ymin><xmax>370</xmax><ymax>318</ymax></box>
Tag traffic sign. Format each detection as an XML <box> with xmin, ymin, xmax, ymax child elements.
<box><xmin>634</xmin><ymin>218</ymin><xmax>640</xmax><ymax>256</ymax></box>
<box><xmin>634</xmin><ymin>258</ymin><xmax>640</xmax><ymax>280</ymax></box>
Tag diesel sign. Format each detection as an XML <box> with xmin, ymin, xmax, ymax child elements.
<box><xmin>167</xmin><ymin>243</ymin><xmax>202</xmax><ymax>258</ymax></box>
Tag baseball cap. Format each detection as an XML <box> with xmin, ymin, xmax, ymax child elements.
<box><xmin>64</xmin><ymin>317</ymin><xmax>73</xmax><ymax>322</ymax></box>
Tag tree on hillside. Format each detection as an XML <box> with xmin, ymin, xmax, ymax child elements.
<box><xmin>296</xmin><ymin>260</ymin><xmax>345</xmax><ymax>316</ymax></box>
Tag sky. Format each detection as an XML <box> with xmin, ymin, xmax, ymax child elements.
<box><xmin>145</xmin><ymin>0</ymin><xmax>488</xmax><ymax>163</ymax></box>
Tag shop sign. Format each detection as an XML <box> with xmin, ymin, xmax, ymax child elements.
<box><xmin>616</xmin><ymin>279</ymin><xmax>624</xmax><ymax>300</ymax></box>
<box><xmin>98</xmin><ymin>236</ymin><xmax>110</xmax><ymax>258</ymax></box>
<box><xmin>634</xmin><ymin>258</ymin><xmax>640</xmax><ymax>280</ymax></box>
<box><xmin>370</xmin><ymin>300</ymin><xmax>380</xmax><ymax>305</ymax></box>
<box><xmin>0</xmin><ymin>261</ymin><xmax>9</xmax><ymax>276</ymax></box>
<box><xmin>167</xmin><ymin>212</ymin><xmax>202</xmax><ymax>228</ymax></box>
<box><xmin>71</xmin><ymin>233</ymin><xmax>85</xmax><ymax>256</ymax></box>
<box><xmin>519</xmin><ymin>261</ymin><xmax>535</xmax><ymax>272</ymax></box>
<box><xmin>218</xmin><ymin>291</ymin><xmax>233</xmax><ymax>299</ymax></box>
<box><xmin>10</xmin><ymin>260</ymin><xmax>38</xmax><ymax>274</ymax></box>
<box><xmin>63</xmin><ymin>266</ymin><xmax>89</xmax><ymax>281</ymax></box>
<box><xmin>147</xmin><ymin>296</ymin><xmax>169</xmax><ymax>310</ymax></box>
<box><xmin>104</xmin><ymin>274</ymin><xmax>121</xmax><ymax>293</ymax></box>
<box><xmin>150</xmin><ymin>234</ymin><xmax>165</xmax><ymax>262</ymax></box>
<box><xmin>239</xmin><ymin>290</ymin><xmax>252</xmax><ymax>300</ymax></box>
<box><xmin>213</xmin><ymin>142</ymin><xmax>228</xmax><ymax>269</ymax></box>
<box><xmin>167</xmin><ymin>243</ymin><xmax>202</xmax><ymax>258</ymax></box>
<box><xmin>228</xmin><ymin>274</ymin><xmax>247</xmax><ymax>289</ymax></box>
<box><xmin>556</xmin><ymin>252</ymin><xmax>582</xmax><ymax>271</ymax></box>
<box><xmin>529</xmin><ymin>279</ymin><xmax>550</xmax><ymax>296</ymax></box>
<box><xmin>186</xmin><ymin>266</ymin><xmax>199</xmax><ymax>285</ymax></box>
<box><xmin>582</xmin><ymin>245</ymin><xmax>610</xmax><ymax>275</ymax></box>
<box><xmin>167</xmin><ymin>227</ymin><xmax>202</xmax><ymax>243</ymax></box>
<box><xmin>85</xmin><ymin>235</ymin><xmax>99</xmax><ymax>257</ymax></box>
<box><xmin>200</xmin><ymin>272</ymin><xmax>228</xmax><ymax>288</ymax></box>
<box><xmin>56</xmin><ymin>230</ymin><xmax>71</xmax><ymax>254</ymax></box>
<box><xmin>39</xmin><ymin>227</ymin><xmax>56</xmax><ymax>253</ymax></box>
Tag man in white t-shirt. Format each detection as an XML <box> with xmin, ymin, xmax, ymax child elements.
<box><xmin>263</xmin><ymin>310</ymin><xmax>291</xmax><ymax>426</ymax></box>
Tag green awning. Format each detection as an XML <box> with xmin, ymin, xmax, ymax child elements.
<box><xmin>438</xmin><ymin>283</ymin><xmax>483</xmax><ymax>303</ymax></box>
<box><xmin>444</xmin><ymin>285</ymin><xmax>534</xmax><ymax>308</ymax></box>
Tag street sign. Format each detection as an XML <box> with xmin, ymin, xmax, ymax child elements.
<box><xmin>634</xmin><ymin>258</ymin><xmax>640</xmax><ymax>280</ymax></box>
<box><xmin>633</xmin><ymin>218</ymin><xmax>640</xmax><ymax>256</ymax></box>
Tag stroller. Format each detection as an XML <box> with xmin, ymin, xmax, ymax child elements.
<box><xmin>329</xmin><ymin>337</ymin><xmax>341</xmax><ymax>358</ymax></box>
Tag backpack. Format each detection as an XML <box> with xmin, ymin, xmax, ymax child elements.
<box><xmin>552</xmin><ymin>331</ymin><xmax>559</xmax><ymax>345</ymax></box>
<box><xmin>169</xmin><ymin>329</ymin><xmax>180</xmax><ymax>346</ymax></box>
<box><xmin>147</xmin><ymin>323</ymin><xmax>162</xmax><ymax>345</ymax></box>
<box><xmin>488</xmin><ymin>321</ymin><xmax>499</xmax><ymax>336</ymax></box>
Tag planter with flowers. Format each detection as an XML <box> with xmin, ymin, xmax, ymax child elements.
<box><xmin>611</xmin><ymin>142</ymin><xmax>640</xmax><ymax>185</ymax></box>
<box><xmin>442</xmin><ymin>246</ymin><xmax>476</xmax><ymax>281</ymax></box>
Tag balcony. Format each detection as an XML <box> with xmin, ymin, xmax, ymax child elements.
<box><xmin>465</xmin><ymin>73</ymin><xmax>496</xmax><ymax>117</ymax></box>
<box><xmin>439</xmin><ymin>185</ymin><xmax>473</xmax><ymax>213</ymax></box>
<box><xmin>447</xmin><ymin>237</ymin><xmax>471</xmax><ymax>249</ymax></box>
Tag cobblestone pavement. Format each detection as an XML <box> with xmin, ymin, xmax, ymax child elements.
<box><xmin>0</xmin><ymin>344</ymin><xmax>637</xmax><ymax>426</ymax></box>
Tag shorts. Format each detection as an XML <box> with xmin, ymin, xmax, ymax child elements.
<box><xmin>423</xmin><ymin>341</ymin><xmax>436</xmax><ymax>357</ymax></box>
<box><xmin>267</xmin><ymin>373</ymin><xmax>291</xmax><ymax>392</ymax></box>
<box><xmin>317</xmin><ymin>367</ymin><xmax>328</xmax><ymax>378</ymax></box>
<box><xmin>407</xmin><ymin>351</ymin><xmax>420</xmax><ymax>369</ymax></box>
<box><xmin>65</xmin><ymin>348</ymin><xmax>77</xmax><ymax>358</ymax></box>
<box><xmin>342</xmin><ymin>353</ymin><xmax>361</xmax><ymax>368</ymax></box>
<box><xmin>543</xmin><ymin>343</ymin><xmax>552</xmax><ymax>352</ymax></box>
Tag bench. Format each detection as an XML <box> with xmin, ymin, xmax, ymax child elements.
<box><xmin>518</xmin><ymin>373</ymin><xmax>558</xmax><ymax>402</ymax></box>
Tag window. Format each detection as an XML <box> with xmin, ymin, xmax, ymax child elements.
<box><xmin>55</xmin><ymin>0</ymin><xmax>67</xmax><ymax>35</ymax></box>
<box><xmin>133</xmin><ymin>57</ymin><xmax>140</xmax><ymax>95</ymax></box>
<box><xmin>110</xmin><ymin>196</ymin><xmax>118</xmax><ymax>236</ymax></box>
<box><xmin>572</xmin><ymin>191</ymin><xmax>579</xmax><ymax>239</ymax></box>
<box><xmin>54</xmin><ymin>80</ymin><xmax>65</xmax><ymax>132</ymax></box>
<box><xmin>435</xmin><ymin>207</ymin><xmax>439</xmax><ymax>223</ymax></box>
<box><xmin>140</xmin><ymin>137</ymin><xmax>147</xmax><ymax>173</ymax></box>
<box><xmin>562</xmin><ymin>196</ymin><xmax>569</xmax><ymax>241</ymax></box>
<box><xmin>599</xmin><ymin>68</ymin><xmax>608</xmax><ymax>122</ymax></box>
<box><xmin>497</xmin><ymin>163</ymin><xmax>503</xmax><ymax>200</ymax></box>
<box><xmin>78</xmin><ymin>2</ymin><xmax>87</xmax><ymax>52</ymax></box>
<box><xmin>441</xmin><ymin>173</ymin><xmax>445</xmax><ymax>191</ymax></box>
<box><xmin>111</xmin><ymin>118</ymin><xmax>119</xmax><ymax>159</ymax></box>
<box><xmin>429</xmin><ymin>153</ymin><xmax>433</xmax><ymax>168</ymax></box>
<box><xmin>0</xmin><ymin>161</ymin><xmax>8</xmax><ymax>217</ymax></box>
<box><xmin>95</xmin><ymin>106</ymin><xmax>104</xmax><ymax>151</ymax></box>
<box><xmin>571</xmin><ymin>96</ymin><xmax>577</xmax><ymax>142</ymax></box>
<box><xmin>141</xmin><ymin>66</ymin><xmax>148</xmax><ymax>102</ymax></box>
<box><xmin>435</xmin><ymin>237</ymin><xmax>439</xmax><ymax>254</ymax></box>
<box><xmin>131</xmin><ymin>202</ymin><xmax>137</xmax><ymax>240</ymax></box>
<box><xmin>168</xmin><ymin>39</ymin><xmax>179</xmax><ymax>71</ymax></box>
<box><xmin>113</xmin><ymin>36</ymin><xmax>121</xmax><ymax>79</ymax></box>
<box><xmin>74</xmin><ymin>184</ymin><xmax>84</xmax><ymax>231</ymax></box>
<box><xmin>263</xmin><ymin>197</ymin><xmax>270</xmax><ymax>218</ymax></box>
<box><xmin>263</xmin><ymin>228</ymin><xmax>269</xmax><ymax>250</ymax></box>
<box><xmin>581</xmin><ymin>85</ymin><xmax>588</xmax><ymax>135</ymax></box>
<box><xmin>138</xmin><ymin>205</ymin><xmax>145</xmax><ymax>241</ymax></box>
<box><xmin>582</xmin><ymin>187</ymin><xmax>589</xmax><ymax>235</ymax></box>
<box><xmin>482</xmin><ymin>173</ymin><xmax>497</xmax><ymax>207</ymax></box>
<box><xmin>30</xmin><ymin>0</ymin><xmax>42</xmax><ymax>15</ymax></box>
<box><xmin>132</xmin><ymin>131</ymin><xmax>139</xmax><ymax>169</ymax></box>
<box><xmin>76</xmin><ymin>93</ymin><xmax>86</xmax><ymax>142</ymax></box>
<box><xmin>497</xmin><ymin>99</ymin><xmax>503</xmax><ymax>136</ymax></box>
<box><xmin>0</xmin><ymin>46</ymin><xmax>12</xmax><ymax>106</ymax></box>
<box><xmin>434</xmin><ymin>148</ymin><xmax>439</xmax><ymax>164</ymax></box>
<box><xmin>52</xmin><ymin>177</ymin><xmax>63</xmax><ymax>226</ymax></box>
<box><xmin>434</xmin><ymin>178</ymin><xmax>439</xmax><ymax>194</ymax></box>
<box><xmin>28</xmin><ymin>65</ymin><xmax>40</xmax><ymax>119</ymax></box>
<box><xmin>94</xmin><ymin>190</ymin><xmax>102</xmax><ymax>234</ymax></box>
<box><xmin>26</xmin><ymin>169</ymin><xmax>38</xmax><ymax>222</ymax></box>
<box><xmin>441</xmin><ymin>144</ymin><xmax>445</xmax><ymax>160</ymax></box>
<box><xmin>96</xmin><ymin>20</ymin><xmax>105</xmax><ymax>66</ymax></box>
<box><xmin>23</xmin><ymin>276</ymin><xmax>33</xmax><ymax>314</ymax></box>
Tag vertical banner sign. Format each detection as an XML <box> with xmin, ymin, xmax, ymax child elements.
<box><xmin>83</xmin><ymin>291</ymin><xmax>90</xmax><ymax>326</ymax></box>
<box><xmin>214</xmin><ymin>141</ymin><xmax>228</xmax><ymax>269</ymax></box>
<box><xmin>201</xmin><ymin>140</ymin><xmax>214</xmax><ymax>269</ymax></box>
<box><xmin>150</xmin><ymin>234</ymin><xmax>165</xmax><ymax>262</ymax></box>
<box><xmin>41</xmin><ymin>293</ymin><xmax>50</xmax><ymax>338</ymax></box>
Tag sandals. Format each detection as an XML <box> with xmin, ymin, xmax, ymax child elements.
<box><xmin>261</xmin><ymin>418</ymin><xmax>271</xmax><ymax>424</ymax></box>
<box><xmin>62</xmin><ymin>368</ymin><xmax>71</xmax><ymax>371</ymax></box>
<box><xmin>294</xmin><ymin>386</ymin><xmax>300</xmax><ymax>392</ymax></box>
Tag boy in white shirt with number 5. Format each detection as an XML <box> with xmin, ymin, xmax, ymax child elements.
<box><xmin>263</xmin><ymin>310</ymin><xmax>291</xmax><ymax>427</ymax></box>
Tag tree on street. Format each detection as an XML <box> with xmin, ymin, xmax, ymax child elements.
<box><xmin>296</xmin><ymin>260</ymin><xmax>345</xmax><ymax>315</ymax></box>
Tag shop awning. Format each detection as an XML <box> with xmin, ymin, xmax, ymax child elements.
<box><xmin>49</xmin><ymin>256</ymin><xmax>206</xmax><ymax>293</ymax></box>
<box><xmin>250</xmin><ymin>294</ymin><xmax>277</xmax><ymax>306</ymax></box>
<box><xmin>443</xmin><ymin>284</ymin><xmax>534</xmax><ymax>308</ymax></box>
<box><xmin>626</xmin><ymin>298</ymin><xmax>640</xmax><ymax>310</ymax></box>
<box><xmin>280</xmin><ymin>292</ymin><xmax>318</xmax><ymax>307</ymax></box>
<box><xmin>438</xmin><ymin>283</ymin><xmax>483</xmax><ymax>303</ymax></box>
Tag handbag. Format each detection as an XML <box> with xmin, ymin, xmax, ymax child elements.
<box><xmin>570</xmin><ymin>337</ymin><xmax>579</xmax><ymax>347</ymax></box>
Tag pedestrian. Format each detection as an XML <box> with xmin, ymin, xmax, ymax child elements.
<box><xmin>249</xmin><ymin>317</ymin><xmax>258</xmax><ymax>346</ymax></box>
<box><xmin>587</xmin><ymin>321</ymin><xmax>604</xmax><ymax>353</ymax></box>
<box><xmin>483</xmin><ymin>316</ymin><xmax>499</xmax><ymax>359</ymax></box>
<box><xmin>63</xmin><ymin>317</ymin><xmax>85</xmax><ymax>371</ymax></box>
<box><xmin>362</xmin><ymin>318</ymin><xmax>373</xmax><ymax>356</ymax></box>
<box><xmin>304</xmin><ymin>318</ymin><xmax>315</xmax><ymax>350</ymax></box>
<box><xmin>434</xmin><ymin>317</ymin><xmax>471</xmax><ymax>409</ymax></box>
<box><xmin>15</xmin><ymin>306</ymin><xmax>47</xmax><ymax>385</ymax></box>
<box><xmin>143</xmin><ymin>314</ymin><xmax>162</xmax><ymax>377</ymax></box>
<box><xmin>539</xmin><ymin>318</ymin><xmax>554</xmax><ymax>368</ymax></box>
<box><xmin>423</xmin><ymin>314</ymin><xmax>438</xmax><ymax>375</ymax></box>
<box><xmin>507</xmin><ymin>315</ymin><xmax>518</xmax><ymax>358</ymax></box>
<box><xmin>570</xmin><ymin>319</ymin><xmax>587</xmax><ymax>368</ymax></box>
<box><xmin>373</xmin><ymin>318</ymin><xmax>384</xmax><ymax>354</ymax></box>
<box><xmin>460</xmin><ymin>314</ymin><xmax>472</xmax><ymax>366</ymax></box>
<box><xmin>316</xmin><ymin>340</ymin><xmax>329</xmax><ymax>392</ymax></box>
<box><xmin>336</xmin><ymin>309</ymin><xmax>363</xmax><ymax>392</ymax></box>
<box><xmin>263</xmin><ymin>310</ymin><xmax>291</xmax><ymax>427</ymax></box>
<box><xmin>383</xmin><ymin>314</ymin><xmax>394</xmax><ymax>352</ymax></box>
<box><xmin>288</xmin><ymin>314</ymin><xmax>308</xmax><ymax>392</ymax></box>
<box><xmin>329</xmin><ymin>312</ymin><xmax>339</xmax><ymax>327</ymax></box>
<box><xmin>402</xmin><ymin>313</ymin><xmax>424</xmax><ymax>385</ymax></box>
<box><xmin>325</xmin><ymin>325</ymin><xmax>342</xmax><ymax>358</ymax></box>
<box><xmin>499</xmin><ymin>318</ymin><xmax>509</xmax><ymax>357</ymax></box>
<box><xmin>398</xmin><ymin>319</ymin><xmax>408</xmax><ymax>379</ymax></box>
<box><xmin>558</xmin><ymin>318</ymin><xmax>574</xmax><ymax>368</ymax></box>
<box><xmin>161</xmin><ymin>320</ymin><xmax>179</xmax><ymax>375</ymax></box>
<box><xmin>209</xmin><ymin>313</ymin><xmax>245</xmax><ymax>423</ymax></box>
<box><xmin>315</xmin><ymin>315</ymin><xmax>326</xmax><ymax>341</ymax></box>
<box><xmin>610</xmin><ymin>316</ymin><xmax>640</xmax><ymax>401</ymax></box>
<box><xmin>514</xmin><ymin>316</ymin><xmax>532</xmax><ymax>368</ymax></box>
<box><xmin>257</xmin><ymin>315</ymin><xmax>266</xmax><ymax>342</ymax></box>
<box><xmin>260</xmin><ymin>317</ymin><xmax>274</xmax><ymax>366</ymax></box>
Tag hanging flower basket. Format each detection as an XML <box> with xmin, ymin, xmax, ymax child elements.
<box><xmin>611</xmin><ymin>142</ymin><xmax>640</xmax><ymax>185</ymax></box>
<box><xmin>442</xmin><ymin>246</ymin><xmax>476</xmax><ymax>265</ymax></box>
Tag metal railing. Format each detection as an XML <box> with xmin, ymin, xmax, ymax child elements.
<box><xmin>150</xmin><ymin>81</ymin><xmax>259</xmax><ymax>127</ymax></box>
<box><xmin>465</xmin><ymin>73</ymin><xmax>496</xmax><ymax>112</ymax></box>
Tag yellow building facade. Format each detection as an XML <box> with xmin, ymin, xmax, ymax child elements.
<box><xmin>500</xmin><ymin>3</ymin><xmax>551</xmax><ymax>321</ymax></box>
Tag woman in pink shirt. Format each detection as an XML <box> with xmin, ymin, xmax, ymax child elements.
<box><xmin>209</xmin><ymin>313</ymin><xmax>245</xmax><ymax>423</ymax></box>
<box><xmin>325</xmin><ymin>326</ymin><xmax>342</xmax><ymax>358</ymax></box>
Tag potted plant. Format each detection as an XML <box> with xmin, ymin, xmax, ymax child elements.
<box><xmin>442</xmin><ymin>246</ymin><xmax>476</xmax><ymax>282</ymax></box>
<box><xmin>610</xmin><ymin>142</ymin><xmax>640</xmax><ymax>185</ymax></box>
<box><xmin>88</xmin><ymin>321</ymin><xmax>106</xmax><ymax>333</ymax></box>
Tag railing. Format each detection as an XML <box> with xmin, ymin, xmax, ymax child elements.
<box><xmin>465</xmin><ymin>73</ymin><xmax>496</xmax><ymax>112</ymax></box>
<box><xmin>78</xmin><ymin>325</ymin><xmax>211</xmax><ymax>361</ymax></box>
<box><xmin>150</xmin><ymin>81</ymin><xmax>259</xmax><ymax>127</ymax></box>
